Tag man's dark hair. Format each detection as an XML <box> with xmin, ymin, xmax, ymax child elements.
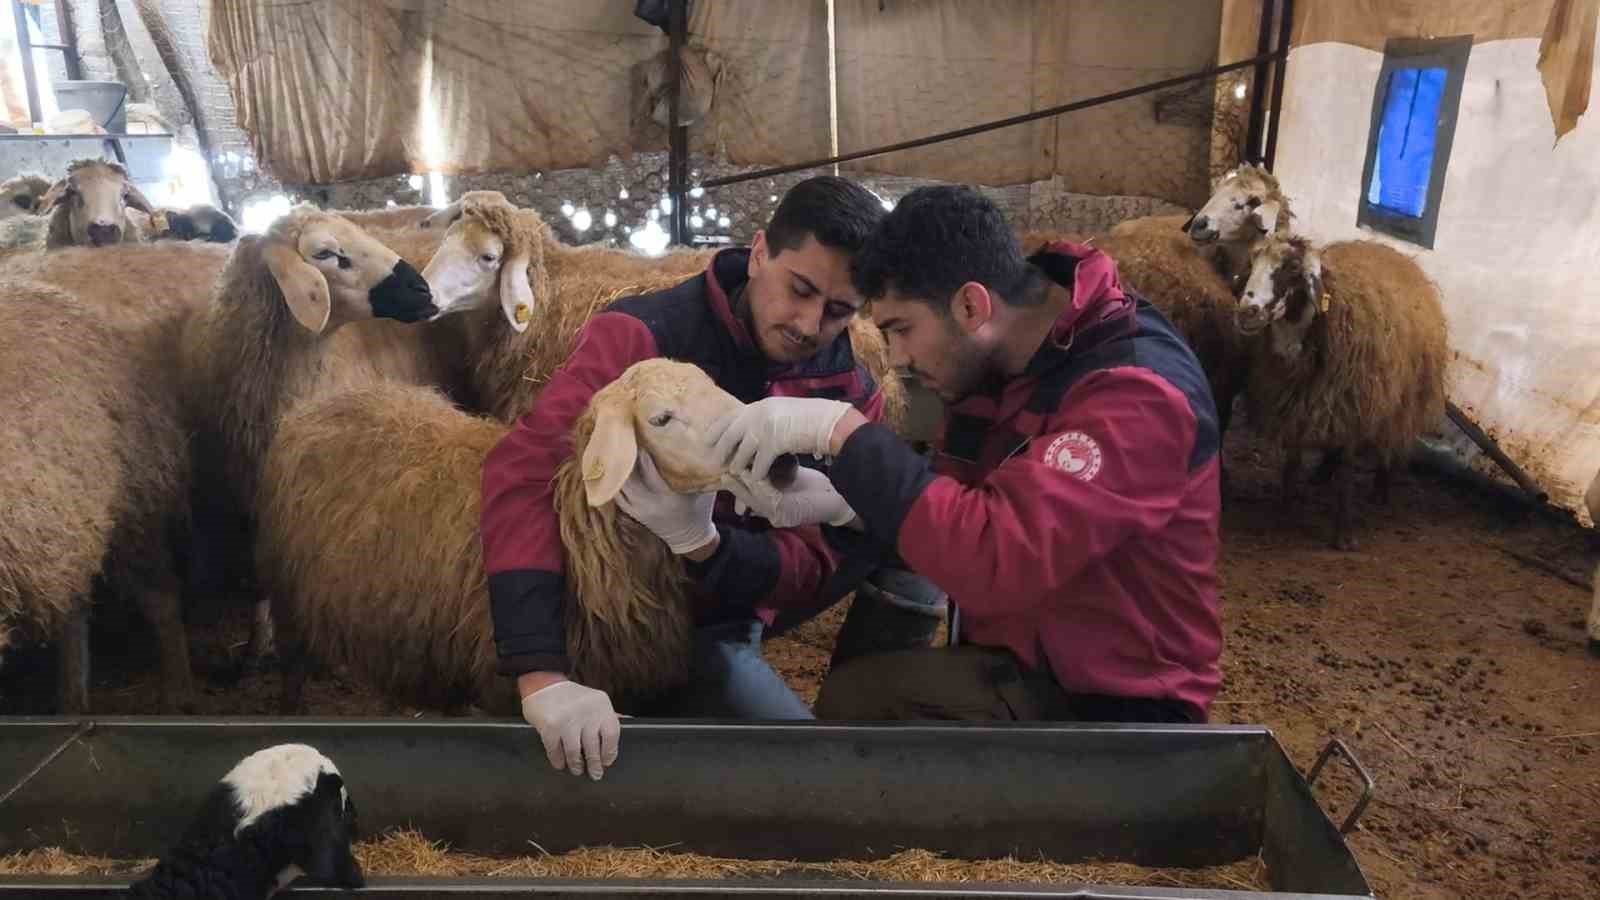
<box><xmin>851</xmin><ymin>185</ymin><xmax>1042</xmax><ymax>309</ymax></box>
<box><xmin>764</xmin><ymin>175</ymin><xmax>886</xmax><ymax>256</ymax></box>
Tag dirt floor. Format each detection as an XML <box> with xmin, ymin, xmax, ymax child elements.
<box><xmin>3</xmin><ymin>429</ymin><xmax>1599</xmax><ymax>898</ymax></box>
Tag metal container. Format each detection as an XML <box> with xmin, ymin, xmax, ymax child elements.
<box><xmin>0</xmin><ymin>717</ymin><xmax>1375</xmax><ymax>898</ymax></box>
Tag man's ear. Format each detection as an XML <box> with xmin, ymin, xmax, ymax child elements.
<box><xmin>748</xmin><ymin>229</ymin><xmax>767</xmax><ymax>278</ymax></box>
<box><xmin>950</xmin><ymin>282</ymin><xmax>993</xmax><ymax>334</ymax></box>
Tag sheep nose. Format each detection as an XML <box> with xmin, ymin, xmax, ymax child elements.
<box><xmin>1188</xmin><ymin>215</ymin><xmax>1209</xmax><ymax>234</ymax></box>
<box><xmin>87</xmin><ymin>222</ymin><xmax>120</xmax><ymax>245</ymax></box>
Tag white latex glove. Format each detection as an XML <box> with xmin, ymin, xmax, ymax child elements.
<box><xmin>520</xmin><ymin>680</ymin><xmax>621</xmax><ymax>780</ymax></box>
<box><xmin>614</xmin><ymin>451</ymin><xmax>718</xmax><ymax>555</ymax></box>
<box><xmin>706</xmin><ymin>397</ymin><xmax>854</xmax><ymax>483</ymax></box>
<box><xmin>728</xmin><ymin>466</ymin><xmax>858</xmax><ymax>529</ymax></box>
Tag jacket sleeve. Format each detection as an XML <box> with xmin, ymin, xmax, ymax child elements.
<box><xmin>828</xmin><ymin>367</ymin><xmax>1201</xmax><ymax>616</ymax></box>
<box><xmin>480</xmin><ymin>312</ymin><xmax>659</xmax><ymax>676</ymax></box>
<box><xmin>688</xmin><ymin>367</ymin><xmax>891</xmax><ymax>612</ymax></box>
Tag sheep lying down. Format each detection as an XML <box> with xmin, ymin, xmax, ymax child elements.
<box><xmin>258</xmin><ymin>358</ymin><xmax>804</xmax><ymax>715</ymax></box>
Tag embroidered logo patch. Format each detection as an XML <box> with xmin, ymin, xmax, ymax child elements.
<box><xmin>1044</xmin><ymin>431</ymin><xmax>1102</xmax><ymax>482</ymax></box>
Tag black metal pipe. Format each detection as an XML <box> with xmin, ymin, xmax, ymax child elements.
<box><xmin>1241</xmin><ymin>0</ymin><xmax>1276</xmax><ymax>164</ymax></box>
<box><xmin>1263</xmin><ymin>0</ymin><xmax>1295</xmax><ymax>169</ymax></box>
<box><xmin>666</xmin><ymin>0</ymin><xmax>689</xmax><ymax>246</ymax></box>
<box><xmin>1443</xmin><ymin>401</ymin><xmax>1549</xmax><ymax>504</ymax></box>
<box><xmin>12</xmin><ymin>0</ymin><xmax>42</xmax><ymax>126</ymax></box>
<box><xmin>700</xmin><ymin>47</ymin><xmax>1288</xmax><ymax>191</ymax></box>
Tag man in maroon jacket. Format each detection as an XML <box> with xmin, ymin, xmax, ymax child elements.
<box><xmin>710</xmin><ymin>185</ymin><xmax>1224</xmax><ymax>724</ymax></box>
<box><xmin>479</xmin><ymin>176</ymin><xmax>944</xmax><ymax>781</ymax></box>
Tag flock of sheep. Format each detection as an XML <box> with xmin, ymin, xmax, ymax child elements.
<box><xmin>0</xmin><ymin>153</ymin><xmax>1512</xmax><ymax>724</ymax></box>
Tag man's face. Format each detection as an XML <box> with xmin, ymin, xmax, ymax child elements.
<box><xmin>745</xmin><ymin>231</ymin><xmax>863</xmax><ymax>364</ymax></box>
<box><xmin>872</xmin><ymin>289</ymin><xmax>991</xmax><ymax>404</ymax></box>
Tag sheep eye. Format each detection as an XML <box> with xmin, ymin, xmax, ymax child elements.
<box><xmin>312</xmin><ymin>249</ymin><xmax>338</xmax><ymax>261</ymax></box>
<box><xmin>480</xmin><ymin>253</ymin><xmax>498</xmax><ymax>264</ymax></box>
<box><xmin>11</xmin><ymin>196</ymin><xmax>28</xmax><ymax>210</ymax></box>
<box><xmin>648</xmin><ymin>412</ymin><xmax>674</xmax><ymax>427</ymax></box>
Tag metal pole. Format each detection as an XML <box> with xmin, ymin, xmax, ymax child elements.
<box><xmin>1241</xmin><ymin>0</ymin><xmax>1276</xmax><ymax>164</ymax></box>
<box><xmin>13</xmin><ymin>0</ymin><xmax>42</xmax><ymax>126</ymax></box>
<box><xmin>701</xmin><ymin>47</ymin><xmax>1289</xmax><ymax>190</ymax></box>
<box><xmin>1445</xmin><ymin>401</ymin><xmax>1549</xmax><ymax>505</ymax></box>
<box><xmin>1263</xmin><ymin>0</ymin><xmax>1294</xmax><ymax>169</ymax></box>
<box><xmin>54</xmin><ymin>0</ymin><xmax>84</xmax><ymax>80</ymax></box>
<box><xmin>666</xmin><ymin>0</ymin><xmax>689</xmax><ymax>246</ymax></box>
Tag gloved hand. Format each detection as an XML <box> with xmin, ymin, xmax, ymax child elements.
<box><xmin>615</xmin><ymin>450</ymin><xmax>718</xmax><ymax>555</ymax></box>
<box><xmin>707</xmin><ymin>397</ymin><xmax>854</xmax><ymax>482</ymax></box>
<box><xmin>520</xmin><ymin>680</ymin><xmax>621</xmax><ymax>780</ymax></box>
<box><xmin>728</xmin><ymin>465</ymin><xmax>858</xmax><ymax>528</ymax></box>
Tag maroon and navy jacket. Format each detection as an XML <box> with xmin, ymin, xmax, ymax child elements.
<box><xmin>480</xmin><ymin>247</ymin><xmax>887</xmax><ymax>677</ymax></box>
<box><xmin>829</xmin><ymin>241</ymin><xmax>1224</xmax><ymax>720</ymax></box>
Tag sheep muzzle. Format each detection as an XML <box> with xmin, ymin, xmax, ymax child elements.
<box><xmin>368</xmin><ymin>259</ymin><xmax>438</xmax><ymax>322</ymax></box>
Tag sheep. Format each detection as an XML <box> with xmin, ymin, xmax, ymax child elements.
<box><xmin>0</xmin><ymin>278</ymin><xmax>196</xmax><ymax>713</ymax></box>
<box><xmin>419</xmin><ymin>191</ymin><xmax>907</xmax><ymax>428</ymax></box>
<box><xmin>1234</xmin><ymin>234</ymin><xmax>1449</xmax><ymax>550</ymax></box>
<box><xmin>256</xmin><ymin>359</ymin><xmax>796</xmax><ymax>714</ymax></box>
<box><xmin>0</xmin><ymin>172</ymin><xmax>53</xmax><ymax>218</ymax></box>
<box><xmin>39</xmin><ymin>158</ymin><xmax>156</xmax><ymax>248</ymax></box>
<box><xmin>178</xmin><ymin>206</ymin><xmax>438</xmax><ymax>664</ymax></box>
<box><xmin>127</xmin><ymin>743</ymin><xmax>363</xmax><ymax>899</ymax></box>
<box><xmin>1179</xmin><ymin>162</ymin><xmax>1297</xmax><ymax>292</ymax></box>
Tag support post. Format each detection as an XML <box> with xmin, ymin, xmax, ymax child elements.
<box><xmin>13</xmin><ymin>0</ymin><xmax>42</xmax><ymax>126</ymax></box>
<box><xmin>1263</xmin><ymin>0</ymin><xmax>1294</xmax><ymax>169</ymax></box>
<box><xmin>666</xmin><ymin>0</ymin><xmax>689</xmax><ymax>246</ymax></box>
<box><xmin>1242</xmin><ymin>0</ymin><xmax>1276</xmax><ymax>164</ymax></box>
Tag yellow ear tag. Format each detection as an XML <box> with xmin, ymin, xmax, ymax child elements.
<box><xmin>151</xmin><ymin>211</ymin><xmax>170</xmax><ymax>233</ymax></box>
<box><xmin>1319</xmin><ymin>292</ymin><xmax>1331</xmax><ymax>314</ymax></box>
<box><xmin>514</xmin><ymin>303</ymin><xmax>531</xmax><ymax>324</ymax></box>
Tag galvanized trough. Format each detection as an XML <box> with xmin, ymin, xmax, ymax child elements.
<box><xmin>0</xmin><ymin>717</ymin><xmax>1374</xmax><ymax>898</ymax></box>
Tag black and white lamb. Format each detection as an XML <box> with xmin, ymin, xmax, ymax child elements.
<box><xmin>126</xmin><ymin>743</ymin><xmax>364</xmax><ymax>899</ymax></box>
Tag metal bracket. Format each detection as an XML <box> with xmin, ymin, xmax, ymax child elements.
<box><xmin>1307</xmin><ymin>737</ymin><xmax>1375</xmax><ymax>834</ymax></box>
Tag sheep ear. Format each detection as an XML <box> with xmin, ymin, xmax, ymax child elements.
<box><xmin>263</xmin><ymin>241</ymin><xmax>332</xmax><ymax>333</ymax></box>
<box><xmin>1303</xmin><ymin>255</ymin><xmax>1327</xmax><ymax>313</ymax></box>
<box><xmin>582</xmin><ymin>394</ymin><xmax>637</xmax><ymax>507</ymax></box>
<box><xmin>37</xmin><ymin>179</ymin><xmax>69</xmax><ymax>213</ymax></box>
<box><xmin>123</xmin><ymin>182</ymin><xmax>155</xmax><ymax>215</ymax></box>
<box><xmin>499</xmin><ymin>245</ymin><xmax>535</xmax><ymax>333</ymax></box>
<box><xmin>1252</xmin><ymin>199</ymin><xmax>1281</xmax><ymax>235</ymax></box>
<box><xmin>421</xmin><ymin>199</ymin><xmax>464</xmax><ymax>230</ymax></box>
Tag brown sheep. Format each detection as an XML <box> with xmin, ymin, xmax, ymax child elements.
<box><xmin>1235</xmin><ymin>235</ymin><xmax>1449</xmax><ymax>550</ymax></box>
<box><xmin>39</xmin><ymin>159</ymin><xmax>156</xmax><ymax>248</ymax></box>
<box><xmin>421</xmin><ymin>191</ymin><xmax>906</xmax><ymax>428</ymax></box>
<box><xmin>0</xmin><ymin>278</ymin><xmax>196</xmax><ymax>712</ymax></box>
<box><xmin>178</xmin><ymin>206</ymin><xmax>438</xmax><ymax>661</ymax></box>
<box><xmin>257</xmin><ymin>359</ymin><xmax>782</xmax><ymax>714</ymax></box>
<box><xmin>0</xmin><ymin>173</ymin><xmax>54</xmax><ymax>218</ymax></box>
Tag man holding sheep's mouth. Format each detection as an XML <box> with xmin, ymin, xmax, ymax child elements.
<box><xmin>479</xmin><ymin>176</ymin><xmax>945</xmax><ymax>780</ymax></box>
<box><xmin>709</xmin><ymin>185</ymin><xmax>1224</xmax><ymax>727</ymax></box>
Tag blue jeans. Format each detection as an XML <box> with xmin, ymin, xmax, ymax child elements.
<box><xmin>644</xmin><ymin>568</ymin><xmax>949</xmax><ymax>720</ymax></box>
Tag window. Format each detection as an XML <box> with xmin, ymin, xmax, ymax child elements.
<box><xmin>1357</xmin><ymin>36</ymin><xmax>1472</xmax><ymax>249</ymax></box>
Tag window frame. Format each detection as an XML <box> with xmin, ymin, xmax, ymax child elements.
<box><xmin>1356</xmin><ymin>35</ymin><xmax>1473</xmax><ymax>250</ymax></box>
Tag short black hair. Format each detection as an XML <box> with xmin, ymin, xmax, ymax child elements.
<box><xmin>851</xmin><ymin>185</ymin><xmax>1040</xmax><ymax>308</ymax></box>
<box><xmin>764</xmin><ymin>175</ymin><xmax>885</xmax><ymax>257</ymax></box>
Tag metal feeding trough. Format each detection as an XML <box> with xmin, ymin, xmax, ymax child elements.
<box><xmin>0</xmin><ymin>717</ymin><xmax>1375</xmax><ymax>898</ymax></box>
